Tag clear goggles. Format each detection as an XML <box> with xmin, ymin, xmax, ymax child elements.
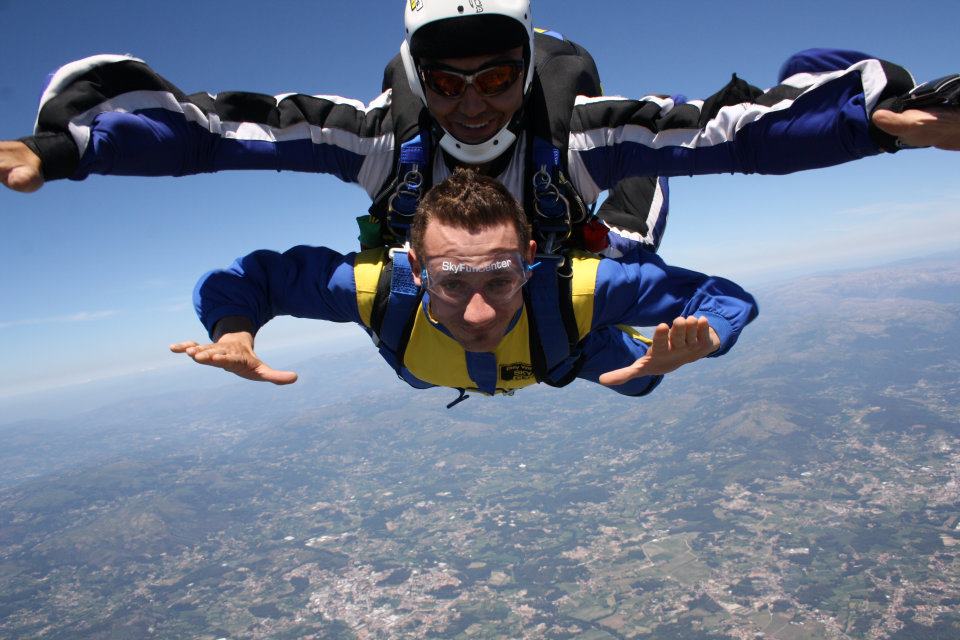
<box><xmin>421</xmin><ymin>252</ymin><xmax>537</xmax><ymax>305</ymax></box>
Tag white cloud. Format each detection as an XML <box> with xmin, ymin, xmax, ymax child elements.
<box><xmin>0</xmin><ymin>309</ymin><xmax>121</xmax><ymax>330</ymax></box>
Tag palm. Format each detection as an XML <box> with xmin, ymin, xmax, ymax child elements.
<box><xmin>599</xmin><ymin>316</ymin><xmax>719</xmax><ymax>386</ymax></box>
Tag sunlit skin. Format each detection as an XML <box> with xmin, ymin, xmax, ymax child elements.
<box><xmin>421</xmin><ymin>46</ymin><xmax>525</xmax><ymax>149</ymax></box>
<box><xmin>410</xmin><ymin>219</ymin><xmax>536</xmax><ymax>353</ymax></box>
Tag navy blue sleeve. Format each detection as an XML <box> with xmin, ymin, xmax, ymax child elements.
<box><xmin>193</xmin><ymin>245</ymin><xmax>362</xmax><ymax>340</ymax></box>
<box><xmin>593</xmin><ymin>253</ymin><xmax>758</xmax><ymax>358</ymax></box>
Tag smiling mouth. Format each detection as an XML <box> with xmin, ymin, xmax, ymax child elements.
<box><xmin>450</xmin><ymin>119</ymin><xmax>498</xmax><ymax>142</ymax></box>
<box><xmin>460</xmin><ymin>120</ymin><xmax>493</xmax><ymax>130</ymax></box>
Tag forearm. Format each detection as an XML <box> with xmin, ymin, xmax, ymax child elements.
<box><xmin>194</xmin><ymin>245</ymin><xmax>362</xmax><ymax>339</ymax></box>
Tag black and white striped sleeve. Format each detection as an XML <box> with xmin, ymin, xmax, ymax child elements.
<box><xmin>566</xmin><ymin>49</ymin><xmax>915</xmax><ymax>202</ymax></box>
<box><xmin>23</xmin><ymin>55</ymin><xmax>396</xmax><ymax>197</ymax></box>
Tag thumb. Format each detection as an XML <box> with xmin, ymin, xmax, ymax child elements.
<box><xmin>254</xmin><ymin>365</ymin><xmax>299</xmax><ymax>385</ymax></box>
<box><xmin>5</xmin><ymin>165</ymin><xmax>44</xmax><ymax>193</ymax></box>
<box><xmin>871</xmin><ymin>108</ymin><xmax>908</xmax><ymax>136</ymax></box>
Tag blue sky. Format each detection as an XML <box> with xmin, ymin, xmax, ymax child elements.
<box><xmin>1</xmin><ymin>0</ymin><xmax>958</xmax><ymax>400</ymax></box>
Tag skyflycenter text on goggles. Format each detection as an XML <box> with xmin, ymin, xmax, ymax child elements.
<box><xmin>421</xmin><ymin>252</ymin><xmax>539</xmax><ymax>305</ymax></box>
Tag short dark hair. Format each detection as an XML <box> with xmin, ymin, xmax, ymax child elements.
<box><xmin>410</xmin><ymin>167</ymin><xmax>531</xmax><ymax>256</ymax></box>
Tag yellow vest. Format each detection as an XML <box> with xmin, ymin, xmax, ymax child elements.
<box><xmin>353</xmin><ymin>248</ymin><xmax>643</xmax><ymax>394</ymax></box>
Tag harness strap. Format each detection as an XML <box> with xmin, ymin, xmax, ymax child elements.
<box><xmin>386</xmin><ymin>135</ymin><xmax>430</xmax><ymax>243</ymax></box>
<box><xmin>369</xmin><ymin>260</ymin><xmax>392</xmax><ymax>343</ymax></box>
<box><xmin>370</xmin><ymin>251</ymin><xmax>423</xmax><ymax>373</ymax></box>
<box><xmin>366</xmin><ymin>123</ymin><xmax>434</xmax><ymax>247</ymax></box>
<box><xmin>525</xmin><ymin>253</ymin><xmax>583</xmax><ymax>386</ymax></box>
<box><xmin>529</xmin><ymin>138</ymin><xmax>571</xmax><ymax>254</ymax></box>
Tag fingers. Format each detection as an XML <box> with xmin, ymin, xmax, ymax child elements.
<box><xmin>651</xmin><ymin>322</ymin><xmax>670</xmax><ymax>350</ymax></box>
<box><xmin>170</xmin><ymin>339</ymin><xmax>298</xmax><ymax>385</ymax></box>
<box><xmin>169</xmin><ymin>340</ymin><xmax>200</xmax><ymax>353</ymax></box>
<box><xmin>669</xmin><ymin>316</ymin><xmax>687</xmax><ymax>349</ymax></box>
<box><xmin>696</xmin><ymin>316</ymin><xmax>710</xmax><ymax>344</ymax></box>
<box><xmin>669</xmin><ymin>316</ymin><xmax>712</xmax><ymax>353</ymax></box>
<box><xmin>684</xmin><ymin>316</ymin><xmax>701</xmax><ymax>346</ymax></box>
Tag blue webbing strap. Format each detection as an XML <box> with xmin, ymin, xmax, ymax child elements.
<box><xmin>388</xmin><ymin>134</ymin><xmax>429</xmax><ymax>241</ymax></box>
<box><xmin>525</xmin><ymin>254</ymin><xmax>573</xmax><ymax>378</ymax></box>
<box><xmin>373</xmin><ymin>251</ymin><xmax>422</xmax><ymax>373</ymax></box>
<box><xmin>378</xmin><ymin>251</ymin><xmax>422</xmax><ymax>367</ymax></box>
<box><xmin>531</xmin><ymin>137</ymin><xmax>570</xmax><ymax>251</ymax></box>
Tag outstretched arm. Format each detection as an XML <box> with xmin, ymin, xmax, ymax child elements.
<box><xmin>18</xmin><ymin>55</ymin><xmax>394</xmax><ymax>189</ymax></box>
<box><xmin>170</xmin><ymin>316</ymin><xmax>298</xmax><ymax>385</ymax></box>
<box><xmin>569</xmin><ymin>50</ymin><xmax>960</xmax><ymax>197</ymax></box>
<box><xmin>0</xmin><ymin>141</ymin><xmax>43</xmax><ymax>193</ymax></box>
<box><xmin>598</xmin><ymin>316</ymin><xmax>719</xmax><ymax>386</ymax></box>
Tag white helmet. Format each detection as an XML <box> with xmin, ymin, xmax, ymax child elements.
<box><xmin>400</xmin><ymin>0</ymin><xmax>535</xmax><ymax>164</ymax></box>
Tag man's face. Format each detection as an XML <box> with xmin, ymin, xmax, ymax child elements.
<box><xmin>413</xmin><ymin>219</ymin><xmax>535</xmax><ymax>353</ymax></box>
<box><xmin>420</xmin><ymin>46</ymin><xmax>525</xmax><ymax>149</ymax></box>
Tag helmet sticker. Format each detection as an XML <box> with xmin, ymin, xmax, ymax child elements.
<box><xmin>410</xmin><ymin>0</ymin><xmax>423</xmax><ymax>11</ymax></box>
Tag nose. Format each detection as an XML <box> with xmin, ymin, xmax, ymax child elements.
<box><xmin>458</xmin><ymin>84</ymin><xmax>486</xmax><ymax>117</ymax></box>
<box><xmin>462</xmin><ymin>291</ymin><xmax>496</xmax><ymax>326</ymax></box>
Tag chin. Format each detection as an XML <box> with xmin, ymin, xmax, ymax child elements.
<box><xmin>458</xmin><ymin>334</ymin><xmax>501</xmax><ymax>353</ymax></box>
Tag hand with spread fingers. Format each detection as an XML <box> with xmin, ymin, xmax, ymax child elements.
<box><xmin>0</xmin><ymin>141</ymin><xmax>44</xmax><ymax>193</ymax></box>
<box><xmin>599</xmin><ymin>316</ymin><xmax>720</xmax><ymax>386</ymax></box>
<box><xmin>169</xmin><ymin>329</ymin><xmax>298</xmax><ymax>385</ymax></box>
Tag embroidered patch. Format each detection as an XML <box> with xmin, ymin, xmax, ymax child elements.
<box><xmin>500</xmin><ymin>362</ymin><xmax>534</xmax><ymax>382</ymax></box>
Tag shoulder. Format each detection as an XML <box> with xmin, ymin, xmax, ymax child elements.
<box><xmin>354</xmin><ymin>248</ymin><xmax>391</xmax><ymax>327</ymax></box>
<box><xmin>567</xmin><ymin>249</ymin><xmax>603</xmax><ymax>295</ymax></box>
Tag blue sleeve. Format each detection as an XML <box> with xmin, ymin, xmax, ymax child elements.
<box><xmin>193</xmin><ymin>245</ymin><xmax>362</xmax><ymax>339</ymax></box>
<box><xmin>577</xmin><ymin>326</ymin><xmax>663</xmax><ymax>397</ymax></box>
<box><xmin>593</xmin><ymin>253</ymin><xmax>759</xmax><ymax>358</ymax></box>
<box><xmin>778</xmin><ymin>48</ymin><xmax>876</xmax><ymax>82</ymax></box>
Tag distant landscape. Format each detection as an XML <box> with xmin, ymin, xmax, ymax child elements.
<box><xmin>1</xmin><ymin>253</ymin><xmax>958</xmax><ymax>639</ymax></box>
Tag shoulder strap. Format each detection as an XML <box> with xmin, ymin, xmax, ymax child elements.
<box><xmin>525</xmin><ymin>253</ymin><xmax>583</xmax><ymax>387</ymax></box>
<box><xmin>367</xmin><ymin>54</ymin><xmax>435</xmax><ymax>247</ymax></box>
<box><xmin>524</xmin><ymin>31</ymin><xmax>601</xmax><ymax>253</ymax></box>
<box><xmin>370</xmin><ymin>251</ymin><xmax>424</xmax><ymax>371</ymax></box>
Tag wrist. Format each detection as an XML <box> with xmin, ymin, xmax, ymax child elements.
<box><xmin>18</xmin><ymin>132</ymin><xmax>77</xmax><ymax>180</ymax></box>
<box><xmin>212</xmin><ymin>316</ymin><xmax>256</xmax><ymax>343</ymax></box>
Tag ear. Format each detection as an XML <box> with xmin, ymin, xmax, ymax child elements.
<box><xmin>526</xmin><ymin>239</ymin><xmax>537</xmax><ymax>263</ymax></box>
<box><xmin>409</xmin><ymin>249</ymin><xmax>423</xmax><ymax>287</ymax></box>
